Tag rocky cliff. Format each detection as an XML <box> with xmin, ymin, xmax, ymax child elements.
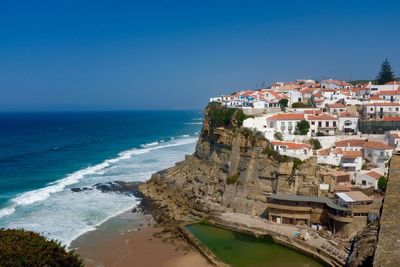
<box><xmin>140</xmin><ymin>104</ymin><xmax>334</xmax><ymax>222</ymax></box>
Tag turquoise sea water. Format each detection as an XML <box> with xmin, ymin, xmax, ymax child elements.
<box><xmin>0</xmin><ymin>110</ymin><xmax>202</xmax><ymax>245</ymax></box>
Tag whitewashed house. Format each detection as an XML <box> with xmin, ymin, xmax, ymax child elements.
<box><xmin>385</xmin><ymin>131</ymin><xmax>400</xmax><ymax>151</ymax></box>
<box><xmin>266</xmin><ymin>113</ymin><xmax>305</xmax><ymax>135</ymax></box>
<box><xmin>317</xmin><ymin>148</ymin><xmax>342</xmax><ymax>166</ymax></box>
<box><xmin>307</xmin><ymin>114</ymin><xmax>338</xmax><ymax>136</ymax></box>
<box><xmin>321</xmin><ymin>79</ymin><xmax>353</xmax><ymax>90</ymax></box>
<box><xmin>338</xmin><ymin>112</ymin><xmax>359</xmax><ymax>134</ymax></box>
<box><xmin>363</xmin><ymin>141</ymin><xmax>393</xmax><ymax>166</ymax></box>
<box><xmin>363</xmin><ymin>103</ymin><xmax>400</xmax><ymax>120</ymax></box>
<box><xmin>355</xmin><ymin>171</ymin><xmax>382</xmax><ymax>190</ymax></box>
<box><xmin>334</xmin><ymin>139</ymin><xmax>366</xmax><ymax>151</ymax></box>
<box><xmin>271</xmin><ymin>141</ymin><xmax>313</xmax><ymax>160</ymax></box>
<box><xmin>340</xmin><ymin>150</ymin><xmax>363</xmax><ymax>172</ymax></box>
<box><xmin>327</xmin><ymin>103</ymin><xmax>347</xmax><ymax>115</ymax></box>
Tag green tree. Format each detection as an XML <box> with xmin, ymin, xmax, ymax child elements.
<box><xmin>279</xmin><ymin>98</ymin><xmax>289</xmax><ymax>108</ymax></box>
<box><xmin>309</xmin><ymin>138</ymin><xmax>322</xmax><ymax>150</ymax></box>
<box><xmin>0</xmin><ymin>229</ymin><xmax>83</xmax><ymax>266</ymax></box>
<box><xmin>376</xmin><ymin>58</ymin><xmax>395</xmax><ymax>85</ymax></box>
<box><xmin>378</xmin><ymin>176</ymin><xmax>387</xmax><ymax>192</ymax></box>
<box><xmin>295</xmin><ymin>120</ymin><xmax>310</xmax><ymax>135</ymax></box>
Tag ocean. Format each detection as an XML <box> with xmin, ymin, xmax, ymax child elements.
<box><xmin>0</xmin><ymin>110</ymin><xmax>202</xmax><ymax>245</ymax></box>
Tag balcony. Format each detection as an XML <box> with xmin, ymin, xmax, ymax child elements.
<box><xmin>267</xmin><ymin>203</ymin><xmax>312</xmax><ymax>212</ymax></box>
<box><xmin>328</xmin><ymin>212</ymin><xmax>353</xmax><ymax>223</ymax></box>
<box><xmin>341</xmin><ymin>162</ymin><xmax>357</xmax><ymax>167</ymax></box>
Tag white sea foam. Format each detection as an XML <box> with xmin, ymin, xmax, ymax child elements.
<box><xmin>0</xmin><ymin>136</ymin><xmax>197</xmax><ymax>221</ymax></box>
<box><xmin>184</xmin><ymin>122</ymin><xmax>202</xmax><ymax>125</ymax></box>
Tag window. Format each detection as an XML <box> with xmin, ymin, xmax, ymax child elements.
<box><xmin>333</xmin><ymin>121</ymin><xmax>337</xmax><ymax>127</ymax></box>
<box><xmin>311</xmin><ymin>121</ymin><xmax>315</xmax><ymax>125</ymax></box>
<box><xmin>362</xmin><ymin>180</ymin><xmax>366</xmax><ymax>186</ymax></box>
<box><xmin>325</xmin><ymin>121</ymin><xmax>329</xmax><ymax>127</ymax></box>
<box><xmin>318</xmin><ymin>121</ymin><xmax>322</xmax><ymax>127</ymax></box>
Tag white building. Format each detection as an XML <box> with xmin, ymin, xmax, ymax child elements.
<box><xmin>307</xmin><ymin>114</ymin><xmax>338</xmax><ymax>136</ymax></box>
<box><xmin>338</xmin><ymin>112</ymin><xmax>359</xmax><ymax>134</ymax></box>
<box><xmin>363</xmin><ymin>102</ymin><xmax>400</xmax><ymax>119</ymax></box>
<box><xmin>266</xmin><ymin>113</ymin><xmax>305</xmax><ymax>135</ymax></box>
<box><xmin>327</xmin><ymin>103</ymin><xmax>347</xmax><ymax>115</ymax></box>
<box><xmin>363</xmin><ymin>141</ymin><xmax>393</xmax><ymax>166</ymax></box>
<box><xmin>355</xmin><ymin>171</ymin><xmax>382</xmax><ymax>190</ymax></box>
<box><xmin>386</xmin><ymin>131</ymin><xmax>400</xmax><ymax>151</ymax></box>
<box><xmin>321</xmin><ymin>79</ymin><xmax>353</xmax><ymax>90</ymax></box>
<box><xmin>271</xmin><ymin>141</ymin><xmax>313</xmax><ymax>160</ymax></box>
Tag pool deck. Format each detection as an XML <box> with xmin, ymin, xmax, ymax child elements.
<box><xmin>208</xmin><ymin>213</ymin><xmax>347</xmax><ymax>267</ymax></box>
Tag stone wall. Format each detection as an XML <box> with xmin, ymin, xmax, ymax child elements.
<box><xmin>373</xmin><ymin>155</ymin><xmax>400</xmax><ymax>266</ymax></box>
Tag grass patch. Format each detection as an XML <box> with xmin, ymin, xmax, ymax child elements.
<box><xmin>226</xmin><ymin>174</ymin><xmax>240</xmax><ymax>185</ymax></box>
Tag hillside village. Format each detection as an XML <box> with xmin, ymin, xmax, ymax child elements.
<box><xmin>209</xmin><ymin>78</ymin><xmax>400</xmax><ymax>237</ymax></box>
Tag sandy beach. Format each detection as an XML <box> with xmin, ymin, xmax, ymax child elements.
<box><xmin>70</xmin><ymin>211</ymin><xmax>211</xmax><ymax>267</ymax></box>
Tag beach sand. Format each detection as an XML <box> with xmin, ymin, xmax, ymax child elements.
<box><xmin>70</xmin><ymin>211</ymin><xmax>211</xmax><ymax>267</ymax></box>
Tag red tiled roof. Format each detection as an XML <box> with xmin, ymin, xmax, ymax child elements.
<box><xmin>377</xmin><ymin>90</ymin><xmax>400</xmax><ymax>96</ymax></box>
<box><xmin>328</xmin><ymin>103</ymin><xmax>346</xmax><ymax>109</ymax></box>
<box><xmin>335</xmin><ymin>139</ymin><xmax>366</xmax><ymax>147</ymax></box>
<box><xmin>383</xmin><ymin>116</ymin><xmax>400</xmax><ymax>122</ymax></box>
<box><xmin>267</xmin><ymin>113</ymin><xmax>305</xmax><ymax>121</ymax></box>
<box><xmin>369</xmin><ymin>95</ymin><xmax>382</xmax><ymax>101</ymax></box>
<box><xmin>363</xmin><ymin>141</ymin><xmax>393</xmax><ymax>150</ymax></box>
<box><xmin>366</xmin><ymin>102</ymin><xmax>400</xmax><ymax>107</ymax></box>
<box><xmin>365</xmin><ymin>171</ymin><xmax>382</xmax><ymax>180</ymax></box>
<box><xmin>318</xmin><ymin>148</ymin><xmax>329</xmax><ymax>156</ymax></box>
<box><xmin>272</xmin><ymin>141</ymin><xmax>311</xmax><ymax>150</ymax></box>
<box><xmin>307</xmin><ymin>114</ymin><xmax>337</xmax><ymax>120</ymax></box>
<box><xmin>390</xmin><ymin>133</ymin><xmax>400</xmax><ymax>139</ymax></box>
<box><xmin>342</xmin><ymin>150</ymin><xmax>363</xmax><ymax>158</ymax></box>
<box><xmin>338</xmin><ymin>112</ymin><xmax>358</xmax><ymax>118</ymax></box>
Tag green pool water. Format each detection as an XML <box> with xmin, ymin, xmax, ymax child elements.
<box><xmin>185</xmin><ymin>223</ymin><xmax>324</xmax><ymax>267</ymax></box>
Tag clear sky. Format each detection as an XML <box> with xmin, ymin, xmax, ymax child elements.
<box><xmin>0</xmin><ymin>0</ymin><xmax>399</xmax><ymax>111</ymax></box>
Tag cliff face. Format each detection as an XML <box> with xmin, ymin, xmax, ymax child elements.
<box><xmin>140</xmin><ymin>105</ymin><xmax>332</xmax><ymax>222</ymax></box>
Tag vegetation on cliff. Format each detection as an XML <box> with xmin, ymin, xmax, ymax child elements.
<box><xmin>0</xmin><ymin>229</ymin><xmax>83</xmax><ymax>266</ymax></box>
<box><xmin>207</xmin><ymin>102</ymin><xmax>251</xmax><ymax>128</ymax></box>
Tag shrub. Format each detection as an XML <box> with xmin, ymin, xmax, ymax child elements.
<box><xmin>0</xmin><ymin>229</ymin><xmax>83</xmax><ymax>267</ymax></box>
<box><xmin>273</xmin><ymin>132</ymin><xmax>283</xmax><ymax>141</ymax></box>
<box><xmin>316</xmin><ymin>132</ymin><xmax>326</xmax><ymax>136</ymax></box>
<box><xmin>207</xmin><ymin>103</ymin><xmax>251</xmax><ymax>127</ymax></box>
<box><xmin>309</xmin><ymin>138</ymin><xmax>322</xmax><ymax>150</ymax></box>
<box><xmin>226</xmin><ymin>174</ymin><xmax>240</xmax><ymax>185</ymax></box>
<box><xmin>292</xmin><ymin>158</ymin><xmax>303</xmax><ymax>169</ymax></box>
<box><xmin>295</xmin><ymin>120</ymin><xmax>310</xmax><ymax>135</ymax></box>
<box><xmin>378</xmin><ymin>176</ymin><xmax>387</xmax><ymax>192</ymax></box>
<box><xmin>292</xmin><ymin>102</ymin><xmax>311</xmax><ymax>108</ymax></box>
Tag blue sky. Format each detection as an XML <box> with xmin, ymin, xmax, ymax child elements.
<box><xmin>0</xmin><ymin>0</ymin><xmax>399</xmax><ymax>111</ymax></box>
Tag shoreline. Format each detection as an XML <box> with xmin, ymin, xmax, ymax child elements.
<box><xmin>70</xmin><ymin>207</ymin><xmax>211</xmax><ymax>267</ymax></box>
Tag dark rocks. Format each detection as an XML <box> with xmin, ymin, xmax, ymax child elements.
<box><xmin>70</xmin><ymin>187</ymin><xmax>92</xmax><ymax>192</ymax></box>
<box><xmin>346</xmin><ymin>221</ymin><xmax>379</xmax><ymax>267</ymax></box>
<box><xmin>70</xmin><ymin>180</ymin><xmax>143</xmax><ymax>197</ymax></box>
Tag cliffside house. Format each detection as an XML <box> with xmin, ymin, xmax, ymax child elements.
<box><xmin>266</xmin><ymin>113</ymin><xmax>305</xmax><ymax>135</ymax></box>
<box><xmin>307</xmin><ymin>114</ymin><xmax>338</xmax><ymax>136</ymax></box>
<box><xmin>385</xmin><ymin>130</ymin><xmax>400</xmax><ymax>151</ymax></box>
<box><xmin>265</xmin><ymin>193</ymin><xmax>379</xmax><ymax>236</ymax></box>
<box><xmin>363</xmin><ymin>103</ymin><xmax>400</xmax><ymax>120</ymax></box>
<box><xmin>327</xmin><ymin>103</ymin><xmax>347</xmax><ymax>115</ymax></box>
<box><xmin>362</xmin><ymin>141</ymin><xmax>393</xmax><ymax>166</ymax></box>
<box><xmin>271</xmin><ymin>141</ymin><xmax>313</xmax><ymax>160</ymax></box>
<box><xmin>354</xmin><ymin>171</ymin><xmax>382</xmax><ymax>190</ymax></box>
<box><xmin>337</xmin><ymin>112</ymin><xmax>358</xmax><ymax>134</ymax></box>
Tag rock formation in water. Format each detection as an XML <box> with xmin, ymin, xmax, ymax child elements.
<box><xmin>140</xmin><ymin>103</ymin><xmax>335</xmax><ymax>222</ymax></box>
